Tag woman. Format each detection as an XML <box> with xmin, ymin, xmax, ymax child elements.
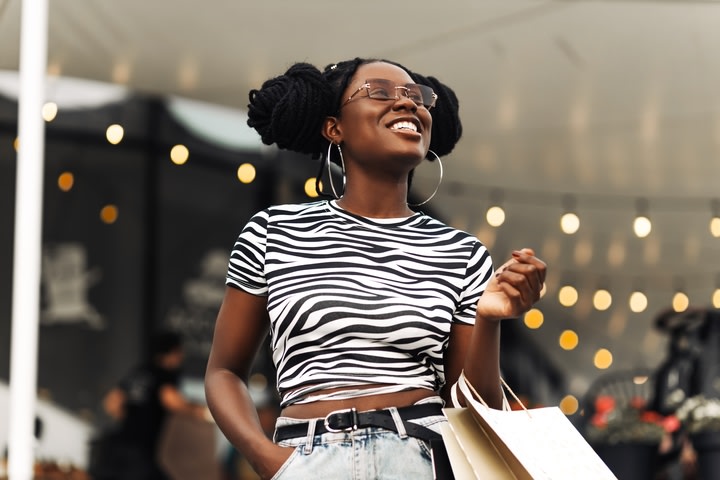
<box><xmin>205</xmin><ymin>58</ymin><xmax>546</xmax><ymax>480</ymax></box>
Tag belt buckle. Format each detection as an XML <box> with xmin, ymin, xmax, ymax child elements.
<box><xmin>324</xmin><ymin>407</ymin><xmax>359</xmax><ymax>433</ymax></box>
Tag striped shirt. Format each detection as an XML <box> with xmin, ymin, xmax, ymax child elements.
<box><xmin>226</xmin><ymin>200</ymin><xmax>494</xmax><ymax>407</ymax></box>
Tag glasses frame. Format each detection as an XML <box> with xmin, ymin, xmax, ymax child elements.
<box><xmin>342</xmin><ymin>79</ymin><xmax>438</xmax><ymax>109</ymax></box>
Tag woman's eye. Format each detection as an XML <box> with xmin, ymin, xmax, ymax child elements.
<box><xmin>369</xmin><ymin>87</ymin><xmax>392</xmax><ymax>99</ymax></box>
<box><xmin>408</xmin><ymin>92</ymin><xmax>423</xmax><ymax>103</ymax></box>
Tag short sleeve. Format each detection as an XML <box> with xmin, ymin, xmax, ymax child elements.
<box><xmin>454</xmin><ymin>240</ymin><xmax>494</xmax><ymax>325</ymax></box>
<box><xmin>226</xmin><ymin>209</ymin><xmax>269</xmax><ymax>295</ymax></box>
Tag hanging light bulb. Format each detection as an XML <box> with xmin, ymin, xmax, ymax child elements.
<box><xmin>170</xmin><ymin>144</ymin><xmax>190</xmax><ymax>165</ymax></box>
<box><xmin>713</xmin><ymin>275</ymin><xmax>720</xmax><ymax>309</ymax></box>
<box><xmin>633</xmin><ymin>198</ymin><xmax>652</xmax><ymax>238</ymax></box>
<box><xmin>560</xmin><ymin>195</ymin><xmax>580</xmax><ymax>234</ymax></box>
<box><xmin>486</xmin><ymin>189</ymin><xmax>505</xmax><ymax>227</ymax></box>
<box><xmin>486</xmin><ymin>205</ymin><xmax>505</xmax><ymax>227</ymax></box>
<box><xmin>561</xmin><ymin>212</ymin><xmax>580</xmax><ymax>234</ymax></box>
<box><xmin>672</xmin><ymin>285</ymin><xmax>689</xmax><ymax>313</ymax></box>
<box><xmin>106</xmin><ymin>124</ymin><xmax>124</xmax><ymax>145</ymax></box>
<box><xmin>305</xmin><ymin>178</ymin><xmax>320</xmax><ymax>197</ymax></box>
<box><xmin>558</xmin><ymin>285</ymin><xmax>579</xmax><ymax>307</ymax></box>
<box><xmin>593</xmin><ymin>288</ymin><xmax>612</xmax><ymax>311</ymax></box>
<box><xmin>236</xmin><ymin>163</ymin><xmax>256</xmax><ymax>183</ymax></box>
<box><xmin>629</xmin><ymin>290</ymin><xmax>648</xmax><ymax>313</ymax></box>
<box><xmin>711</xmin><ymin>199</ymin><xmax>720</xmax><ymax>238</ymax></box>
<box><xmin>42</xmin><ymin>102</ymin><xmax>58</xmax><ymax>122</ymax></box>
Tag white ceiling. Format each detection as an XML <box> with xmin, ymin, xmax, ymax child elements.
<box><xmin>1</xmin><ymin>0</ymin><xmax>720</xmax><ymax>397</ymax></box>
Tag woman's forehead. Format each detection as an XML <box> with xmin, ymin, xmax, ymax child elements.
<box><xmin>352</xmin><ymin>62</ymin><xmax>413</xmax><ymax>85</ymax></box>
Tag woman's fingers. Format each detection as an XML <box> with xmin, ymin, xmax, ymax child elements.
<box><xmin>495</xmin><ymin>249</ymin><xmax>547</xmax><ymax>305</ymax></box>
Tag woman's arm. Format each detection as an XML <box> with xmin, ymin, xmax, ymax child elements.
<box><xmin>102</xmin><ymin>387</ymin><xmax>126</xmax><ymax>421</ymax></box>
<box><xmin>205</xmin><ymin>286</ymin><xmax>292</xmax><ymax>479</ymax></box>
<box><xmin>445</xmin><ymin>248</ymin><xmax>546</xmax><ymax>409</ymax></box>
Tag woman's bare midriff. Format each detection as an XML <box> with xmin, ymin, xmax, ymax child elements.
<box><xmin>280</xmin><ymin>386</ymin><xmax>438</xmax><ymax>419</ymax></box>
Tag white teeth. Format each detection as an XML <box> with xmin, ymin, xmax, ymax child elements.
<box><xmin>390</xmin><ymin>121</ymin><xmax>418</xmax><ymax>132</ymax></box>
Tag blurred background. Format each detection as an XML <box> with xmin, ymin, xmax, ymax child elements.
<box><xmin>1</xmin><ymin>1</ymin><xmax>720</xmax><ymax>479</ymax></box>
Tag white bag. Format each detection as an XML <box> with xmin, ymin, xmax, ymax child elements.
<box><xmin>441</xmin><ymin>372</ymin><xmax>618</xmax><ymax>479</ymax></box>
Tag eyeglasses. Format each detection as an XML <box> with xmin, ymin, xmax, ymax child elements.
<box><xmin>342</xmin><ymin>78</ymin><xmax>438</xmax><ymax>109</ymax></box>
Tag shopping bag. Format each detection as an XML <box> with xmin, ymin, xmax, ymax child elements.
<box><xmin>441</xmin><ymin>372</ymin><xmax>618</xmax><ymax>480</ymax></box>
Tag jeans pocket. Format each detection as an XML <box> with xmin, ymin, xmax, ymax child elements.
<box><xmin>269</xmin><ymin>445</ymin><xmax>302</xmax><ymax>480</ymax></box>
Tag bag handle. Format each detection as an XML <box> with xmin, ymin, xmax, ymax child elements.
<box><xmin>456</xmin><ymin>370</ymin><xmax>528</xmax><ymax>414</ymax></box>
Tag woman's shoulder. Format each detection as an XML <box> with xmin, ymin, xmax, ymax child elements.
<box><xmin>247</xmin><ymin>200</ymin><xmax>329</xmax><ymax>225</ymax></box>
<box><xmin>261</xmin><ymin>200</ymin><xmax>327</xmax><ymax>217</ymax></box>
<box><xmin>419</xmin><ymin>214</ymin><xmax>484</xmax><ymax>243</ymax></box>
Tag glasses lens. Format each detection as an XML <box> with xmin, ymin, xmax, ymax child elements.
<box><xmin>366</xmin><ymin>79</ymin><xmax>395</xmax><ymax>101</ymax></box>
<box><xmin>406</xmin><ymin>84</ymin><xmax>434</xmax><ymax>108</ymax></box>
<box><xmin>366</xmin><ymin>79</ymin><xmax>436</xmax><ymax>108</ymax></box>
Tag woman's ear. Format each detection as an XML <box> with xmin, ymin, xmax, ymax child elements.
<box><xmin>321</xmin><ymin>116</ymin><xmax>342</xmax><ymax>145</ymax></box>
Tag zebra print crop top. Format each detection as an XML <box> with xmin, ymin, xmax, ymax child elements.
<box><xmin>226</xmin><ymin>200</ymin><xmax>494</xmax><ymax>407</ymax></box>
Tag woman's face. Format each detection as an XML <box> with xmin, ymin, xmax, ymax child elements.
<box><xmin>335</xmin><ymin>62</ymin><xmax>433</xmax><ymax>175</ymax></box>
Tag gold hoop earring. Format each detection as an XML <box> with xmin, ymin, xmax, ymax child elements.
<box><xmin>408</xmin><ymin>150</ymin><xmax>443</xmax><ymax>207</ymax></box>
<box><xmin>326</xmin><ymin>142</ymin><xmax>346</xmax><ymax>199</ymax></box>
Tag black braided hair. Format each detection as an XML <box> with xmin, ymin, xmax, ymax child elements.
<box><xmin>246</xmin><ymin>57</ymin><xmax>462</xmax><ymax>159</ymax></box>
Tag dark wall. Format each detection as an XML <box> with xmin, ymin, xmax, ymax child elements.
<box><xmin>0</xmin><ymin>94</ymin><xmax>286</xmax><ymax>417</ymax></box>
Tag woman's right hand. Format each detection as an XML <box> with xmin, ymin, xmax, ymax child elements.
<box><xmin>255</xmin><ymin>443</ymin><xmax>297</xmax><ymax>480</ymax></box>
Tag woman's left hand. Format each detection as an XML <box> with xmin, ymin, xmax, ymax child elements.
<box><xmin>476</xmin><ymin>247</ymin><xmax>546</xmax><ymax>322</ymax></box>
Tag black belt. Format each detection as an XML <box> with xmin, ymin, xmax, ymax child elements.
<box><xmin>274</xmin><ymin>403</ymin><xmax>444</xmax><ymax>443</ymax></box>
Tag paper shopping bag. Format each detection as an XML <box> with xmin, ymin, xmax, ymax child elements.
<box><xmin>442</xmin><ymin>372</ymin><xmax>618</xmax><ymax>480</ymax></box>
<box><xmin>442</xmin><ymin>408</ymin><xmax>517</xmax><ymax>479</ymax></box>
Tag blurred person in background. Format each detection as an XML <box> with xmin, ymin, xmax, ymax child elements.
<box><xmin>91</xmin><ymin>330</ymin><xmax>209</xmax><ymax>480</ymax></box>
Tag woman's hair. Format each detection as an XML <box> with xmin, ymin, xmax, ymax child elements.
<box><xmin>246</xmin><ymin>57</ymin><xmax>462</xmax><ymax>159</ymax></box>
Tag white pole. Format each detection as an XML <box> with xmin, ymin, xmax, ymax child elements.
<box><xmin>8</xmin><ymin>0</ymin><xmax>49</xmax><ymax>478</ymax></box>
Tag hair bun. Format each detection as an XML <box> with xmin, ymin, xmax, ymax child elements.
<box><xmin>409</xmin><ymin>72</ymin><xmax>462</xmax><ymax>157</ymax></box>
<box><xmin>247</xmin><ymin>63</ymin><xmax>334</xmax><ymax>156</ymax></box>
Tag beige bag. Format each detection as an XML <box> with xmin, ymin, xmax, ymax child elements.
<box><xmin>441</xmin><ymin>372</ymin><xmax>618</xmax><ymax>479</ymax></box>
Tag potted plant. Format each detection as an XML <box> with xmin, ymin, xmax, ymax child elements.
<box><xmin>676</xmin><ymin>395</ymin><xmax>720</xmax><ymax>479</ymax></box>
<box><xmin>585</xmin><ymin>395</ymin><xmax>680</xmax><ymax>480</ymax></box>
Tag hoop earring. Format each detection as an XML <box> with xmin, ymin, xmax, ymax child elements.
<box><xmin>408</xmin><ymin>150</ymin><xmax>443</xmax><ymax>207</ymax></box>
<box><xmin>326</xmin><ymin>142</ymin><xmax>346</xmax><ymax>199</ymax></box>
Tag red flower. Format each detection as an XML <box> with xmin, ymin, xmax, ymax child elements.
<box><xmin>594</xmin><ymin>395</ymin><xmax>616</xmax><ymax>414</ymax></box>
<box><xmin>630</xmin><ymin>396</ymin><xmax>648</xmax><ymax>410</ymax></box>
<box><xmin>661</xmin><ymin>415</ymin><xmax>681</xmax><ymax>433</ymax></box>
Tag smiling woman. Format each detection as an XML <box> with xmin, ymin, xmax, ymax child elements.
<box><xmin>203</xmin><ymin>57</ymin><xmax>547</xmax><ymax>480</ymax></box>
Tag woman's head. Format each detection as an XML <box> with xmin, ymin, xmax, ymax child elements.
<box><xmin>247</xmin><ymin>58</ymin><xmax>462</xmax><ymax>159</ymax></box>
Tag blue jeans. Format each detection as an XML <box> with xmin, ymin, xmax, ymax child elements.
<box><xmin>271</xmin><ymin>400</ymin><xmax>446</xmax><ymax>480</ymax></box>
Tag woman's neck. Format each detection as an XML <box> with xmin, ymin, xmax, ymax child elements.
<box><xmin>336</xmin><ymin>191</ymin><xmax>415</xmax><ymax>219</ymax></box>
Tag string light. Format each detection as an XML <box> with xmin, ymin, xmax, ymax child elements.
<box><xmin>236</xmin><ymin>163</ymin><xmax>256</xmax><ymax>184</ymax></box>
<box><xmin>170</xmin><ymin>144</ymin><xmax>189</xmax><ymax>165</ymax></box>
<box><xmin>523</xmin><ymin>308</ymin><xmax>544</xmax><ymax>329</ymax></box>
<box><xmin>633</xmin><ymin>198</ymin><xmax>652</xmax><ymax>238</ymax></box>
<box><xmin>593</xmin><ymin>288</ymin><xmax>612</xmax><ymax>311</ymax></box>
<box><xmin>485</xmin><ymin>189</ymin><xmax>505</xmax><ymax>227</ymax></box>
<box><xmin>559</xmin><ymin>195</ymin><xmax>580</xmax><ymax>234</ymax></box>
<box><xmin>629</xmin><ymin>290</ymin><xmax>648</xmax><ymax>313</ymax></box>
<box><xmin>711</xmin><ymin>199</ymin><xmax>720</xmax><ymax>238</ymax></box>
<box><xmin>672</xmin><ymin>281</ymin><xmax>690</xmax><ymax>313</ymax></box>
<box><xmin>559</xmin><ymin>395</ymin><xmax>579</xmax><ymax>415</ymax></box>
<box><xmin>100</xmin><ymin>205</ymin><xmax>119</xmax><ymax>224</ymax></box>
<box><xmin>105</xmin><ymin>124</ymin><xmax>124</xmax><ymax>145</ymax></box>
<box><xmin>559</xmin><ymin>330</ymin><xmax>579</xmax><ymax>350</ymax></box>
<box><xmin>57</xmin><ymin>172</ymin><xmax>74</xmax><ymax>192</ymax></box>
<box><xmin>42</xmin><ymin>102</ymin><xmax>58</xmax><ymax>122</ymax></box>
<box><xmin>305</xmin><ymin>178</ymin><xmax>320</xmax><ymax>198</ymax></box>
<box><xmin>558</xmin><ymin>285</ymin><xmax>579</xmax><ymax>307</ymax></box>
<box><xmin>486</xmin><ymin>205</ymin><xmax>505</xmax><ymax>227</ymax></box>
<box><xmin>594</xmin><ymin>348</ymin><xmax>613</xmax><ymax>369</ymax></box>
